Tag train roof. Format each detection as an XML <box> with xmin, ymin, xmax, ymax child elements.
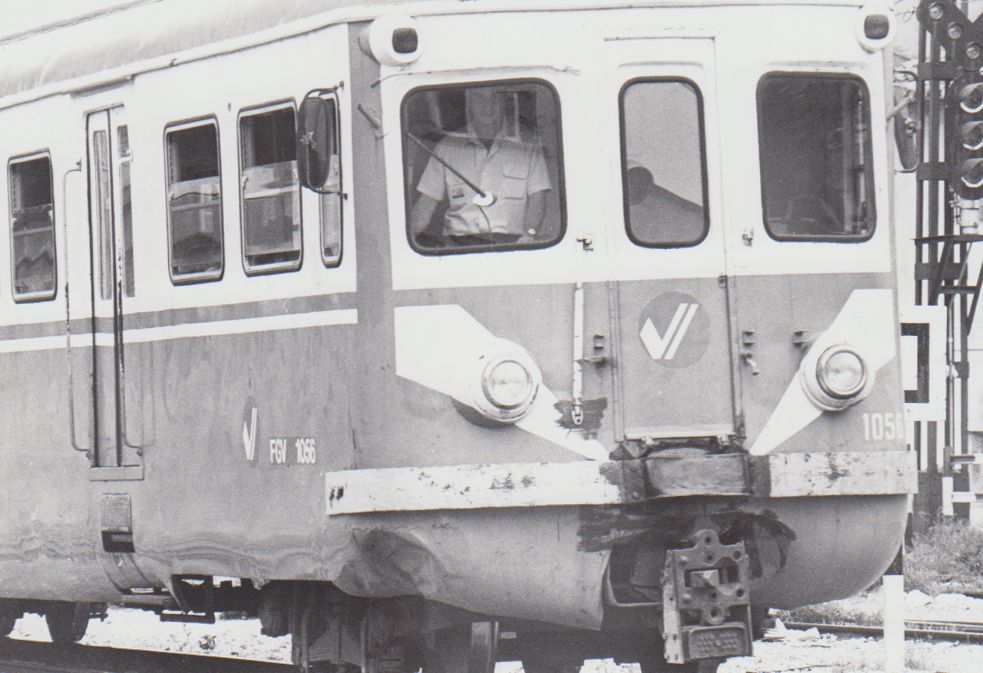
<box><xmin>0</xmin><ymin>0</ymin><xmax>396</xmax><ymax>105</ymax></box>
<box><xmin>0</xmin><ymin>0</ymin><xmax>869</xmax><ymax>108</ymax></box>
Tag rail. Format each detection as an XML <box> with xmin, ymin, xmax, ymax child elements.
<box><xmin>0</xmin><ymin>639</ymin><xmax>297</xmax><ymax>673</ymax></box>
<box><xmin>781</xmin><ymin>619</ymin><xmax>983</xmax><ymax>643</ymax></box>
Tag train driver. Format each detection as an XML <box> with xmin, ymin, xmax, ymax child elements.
<box><xmin>408</xmin><ymin>87</ymin><xmax>551</xmax><ymax>247</ymax></box>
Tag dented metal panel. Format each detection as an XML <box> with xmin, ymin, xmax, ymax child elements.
<box><xmin>645</xmin><ymin>453</ymin><xmax>749</xmax><ymax>496</ymax></box>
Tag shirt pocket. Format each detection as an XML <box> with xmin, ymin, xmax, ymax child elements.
<box><xmin>499</xmin><ymin>162</ymin><xmax>529</xmax><ymax>199</ymax></box>
<box><xmin>447</xmin><ymin>179</ymin><xmax>471</xmax><ymax>205</ymax></box>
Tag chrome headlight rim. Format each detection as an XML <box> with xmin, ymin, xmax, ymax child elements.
<box><xmin>481</xmin><ymin>356</ymin><xmax>535</xmax><ymax>411</ymax></box>
<box><xmin>468</xmin><ymin>343</ymin><xmax>542</xmax><ymax>423</ymax></box>
<box><xmin>800</xmin><ymin>342</ymin><xmax>874</xmax><ymax>412</ymax></box>
<box><xmin>816</xmin><ymin>345</ymin><xmax>869</xmax><ymax>400</ymax></box>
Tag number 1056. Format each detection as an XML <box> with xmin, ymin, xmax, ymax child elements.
<box><xmin>861</xmin><ymin>412</ymin><xmax>905</xmax><ymax>442</ymax></box>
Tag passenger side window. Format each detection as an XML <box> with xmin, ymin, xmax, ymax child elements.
<box><xmin>620</xmin><ymin>79</ymin><xmax>708</xmax><ymax>247</ymax></box>
<box><xmin>758</xmin><ymin>73</ymin><xmax>875</xmax><ymax>240</ymax></box>
<box><xmin>165</xmin><ymin>119</ymin><xmax>224</xmax><ymax>282</ymax></box>
<box><xmin>8</xmin><ymin>153</ymin><xmax>56</xmax><ymax>301</ymax></box>
<box><xmin>239</xmin><ymin>103</ymin><xmax>302</xmax><ymax>273</ymax></box>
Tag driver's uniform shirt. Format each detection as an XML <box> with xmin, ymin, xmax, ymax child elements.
<box><xmin>415</xmin><ymin>128</ymin><xmax>551</xmax><ymax>237</ymax></box>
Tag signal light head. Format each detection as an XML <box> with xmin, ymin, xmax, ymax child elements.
<box><xmin>960</xmin><ymin>81</ymin><xmax>983</xmax><ymax>114</ymax></box>
<box><xmin>959</xmin><ymin>158</ymin><xmax>983</xmax><ymax>189</ymax></box>
<box><xmin>949</xmin><ymin>74</ymin><xmax>983</xmax><ymax>198</ymax></box>
<box><xmin>961</xmin><ymin>121</ymin><xmax>983</xmax><ymax>151</ymax></box>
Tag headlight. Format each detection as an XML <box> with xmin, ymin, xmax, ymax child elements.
<box><xmin>801</xmin><ymin>343</ymin><xmax>873</xmax><ymax>412</ymax></box>
<box><xmin>468</xmin><ymin>343</ymin><xmax>542</xmax><ymax>423</ymax></box>
<box><xmin>482</xmin><ymin>358</ymin><xmax>534</xmax><ymax>410</ymax></box>
<box><xmin>817</xmin><ymin>347</ymin><xmax>868</xmax><ymax>399</ymax></box>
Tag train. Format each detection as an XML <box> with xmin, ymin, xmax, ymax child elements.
<box><xmin>0</xmin><ymin>1</ymin><xmax>916</xmax><ymax>672</ymax></box>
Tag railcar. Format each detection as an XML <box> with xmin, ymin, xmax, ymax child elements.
<box><xmin>0</xmin><ymin>1</ymin><xmax>915</xmax><ymax>672</ymax></box>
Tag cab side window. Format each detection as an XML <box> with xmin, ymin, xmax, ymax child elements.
<box><xmin>758</xmin><ymin>73</ymin><xmax>875</xmax><ymax>240</ymax></box>
<box><xmin>239</xmin><ymin>103</ymin><xmax>302</xmax><ymax>273</ymax></box>
<box><xmin>401</xmin><ymin>80</ymin><xmax>564</xmax><ymax>254</ymax></box>
<box><xmin>9</xmin><ymin>153</ymin><xmax>56</xmax><ymax>301</ymax></box>
<box><xmin>165</xmin><ymin>119</ymin><xmax>224</xmax><ymax>282</ymax></box>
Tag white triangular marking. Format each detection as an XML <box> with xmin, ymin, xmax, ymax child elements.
<box><xmin>664</xmin><ymin>303</ymin><xmax>699</xmax><ymax>360</ymax></box>
<box><xmin>640</xmin><ymin>303</ymin><xmax>690</xmax><ymax>360</ymax></box>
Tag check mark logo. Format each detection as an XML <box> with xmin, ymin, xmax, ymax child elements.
<box><xmin>640</xmin><ymin>303</ymin><xmax>699</xmax><ymax>360</ymax></box>
<box><xmin>242</xmin><ymin>406</ymin><xmax>258</xmax><ymax>461</ymax></box>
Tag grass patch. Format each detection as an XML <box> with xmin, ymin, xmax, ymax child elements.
<box><xmin>783</xmin><ymin>601</ymin><xmax>878</xmax><ymax>626</ymax></box>
<box><xmin>779</xmin><ymin>520</ymin><xmax>983</xmax><ymax>626</ymax></box>
<box><xmin>904</xmin><ymin>519</ymin><xmax>983</xmax><ymax>595</ymax></box>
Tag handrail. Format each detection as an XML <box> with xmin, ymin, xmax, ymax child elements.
<box><xmin>62</xmin><ymin>160</ymin><xmax>92</xmax><ymax>456</ymax></box>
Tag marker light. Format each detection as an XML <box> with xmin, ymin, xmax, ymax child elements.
<box><xmin>359</xmin><ymin>15</ymin><xmax>422</xmax><ymax>66</ymax></box>
<box><xmin>817</xmin><ymin>347</ymin><xmax>868</xmax><ymax>399</ymax></box>
<box><xmin>392</xmin><ymin>27</ymin><xmax>419</xmax><ymax>55</ymax></box>
<box><xmin>857</xmin><ymin>4</ymin><xmax>896</xmax><ymax>51</ymax></box>
<box><xmin>801</xmin><ymin>343</ymin><xmax>874</xmax><ymax>411</ymax></box>
<box><xmin>864</xmin><ymin>15</ymin><xmax>891</xmax><ymax>40</ymax></box>
<box><xmin>468</xmin><ymin>343</ymin><xmax>542</xmax><ymax>423</ymax></box>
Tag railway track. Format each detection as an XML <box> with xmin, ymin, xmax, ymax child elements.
<box><xmin>0</xmin><ymin>638</ymin><xmax>297</xmax><ymax>673</ymax></box>
<box><xmin>781</xmin><ymin>619</ymin><xmax>983</xmax><ymax>643</ymax></box>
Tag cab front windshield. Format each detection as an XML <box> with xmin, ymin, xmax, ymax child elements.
<box><xmin>402</xmin><ymin>81</ymin><xmax>564</xmax><ymax>253</ymax></box>
<box><xmin>758</xmin><ymin>73</ymin><xmax>875</xmax><ymax>240</ymax></box>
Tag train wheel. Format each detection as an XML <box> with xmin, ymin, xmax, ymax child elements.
<box><xmin>44</xmin><ymin>602</ymin><xmax>90</xmax><ymax>644</ymax></box>
<box><xmin>0</xmin><ymin>613</ymin><xmax>15</xmax><ymax>638</ymax></box>
<box><xmin>422</xmin><ymin>622</ymin><xmax>497</xmax><ymax>673</ymax></box>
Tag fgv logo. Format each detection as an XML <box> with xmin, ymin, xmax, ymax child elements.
<box><xmin>638</xmin><ymin>292</ymin><xmax>710</xmax><ymax>368</ymax></box>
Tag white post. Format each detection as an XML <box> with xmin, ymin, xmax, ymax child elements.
<box><xmin>942</xmin><ymin>475</ymin><xmax>954</xmax><ymax>517</ymax></box>
<box><xmin>883</xmin><ymin>573</ymin><xmax>905</xmax><ymax>673</ymax></box>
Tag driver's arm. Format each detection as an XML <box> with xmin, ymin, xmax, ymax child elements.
<box><xmin>523</xmin><ymin>190</ymin><xmax>547</xmax><ymax>235</ymax></box>
<box><xmin>409</xmin><ymin>193</ymin><xmax>440</xmax><ymax>236</ymax></box>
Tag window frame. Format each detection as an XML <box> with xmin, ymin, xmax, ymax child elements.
<box><xmin>237</xmin><ymin>99</ymin><xmax>304</xmax><ymax>276</ymax></box>
<box><xmin>400</xmin><ymin>78</ymin><xmax>567</xmax><ymax>257</ymax></box>
<box><xmin>618</xmin><ymin>76</ymin><xmax>710</xmax><ymax>249</ymax></box>
<box><xmin>756</xmin><ymin>71</ymin><xmax>877</xmax><ymax>243</ymax></box>
<box><xmin>162</xmin><ymin>115</ymin><xmax>225</xmax><ymax>285</ymax></box>
<box><xmin>8</xmin><ymin>150</ymin><xmax>57</xmax><ymax>303</ymax></box>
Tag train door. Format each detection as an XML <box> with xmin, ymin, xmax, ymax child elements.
<box><xmin>85</xmin><ymin>107</ymin><xmax>142</xmax><ymax>471</ymax></box>
<box><xmin>606</xmin><ymin>38</ymin><xmax>737</xmax><ymax>444</ymax></box>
